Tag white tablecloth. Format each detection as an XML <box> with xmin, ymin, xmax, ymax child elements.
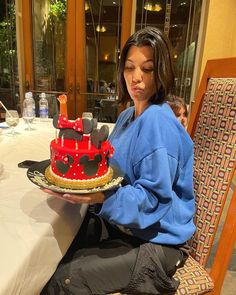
<box><xmin>0</xmin><ymin>119</ymin><xmax>89</xmax><ymax>295</ymax></box>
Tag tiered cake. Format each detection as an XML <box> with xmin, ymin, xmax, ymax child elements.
<box><xmin>45</xmin><ymin>95</ymin><xmax>114</xmax><ymax>189</ymax></box>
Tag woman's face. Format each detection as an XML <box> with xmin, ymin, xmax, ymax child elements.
<box><xmin>176</xmin><ymin>106</ymin><xmax>188</xmax><ymax>128</ymax></box>
<box><xmin>123</xmin><ymin>46</ymin><xmax>157</xmax><ymax>104</ymax></box>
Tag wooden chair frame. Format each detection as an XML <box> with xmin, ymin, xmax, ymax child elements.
<box><xmin>187</xmin><ymin>57</ymin><xmax>236</xmax><ymax>294</ymax></box>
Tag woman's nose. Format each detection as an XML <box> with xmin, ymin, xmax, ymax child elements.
<box><xmin>132</xmin><ymin>68</ymin><xmax>142</xmax><ymax>82</ymax></box>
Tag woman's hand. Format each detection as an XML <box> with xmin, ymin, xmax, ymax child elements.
<box><xmin>41</xmin><ymin>188</ymin><xmax>105</xmax><ymax>204</ymax></box>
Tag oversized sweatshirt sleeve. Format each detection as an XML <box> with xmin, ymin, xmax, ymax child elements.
<box><xmin>96</xmin><ymin>147</ymin><xmax>179</xmax><ymax>230</ymax></box>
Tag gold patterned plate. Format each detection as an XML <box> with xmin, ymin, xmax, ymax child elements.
<box><xmin>27</xmin><ymin>160</ymin><xmax>124</xmax><ymax>194</ymax></box>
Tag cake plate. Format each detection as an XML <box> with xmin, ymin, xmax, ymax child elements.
<box><xmin>27</xmin><ymin>160</ymin><xmax>124</xmax><ymax>194</ymax></box>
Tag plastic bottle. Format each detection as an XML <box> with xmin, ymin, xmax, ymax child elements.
<box><xmin>22</xmin><ymin>91</ymin><xmax>36</xmax><ymax>124</ymax></box>
<box><xmin>39</xmin><ymin>92</ymin><xmax>49</xmax><ymax>120</ymax></box>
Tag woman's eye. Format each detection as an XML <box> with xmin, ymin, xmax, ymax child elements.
<box><xmin>142</xmin><ymin>68</ymin><xmax>153</xmax><ymax>73</ymax></box>
<box><xmin>124</xmin><ymin>66</ymin><xmax>134</xmax><ymax>71</ymax></box>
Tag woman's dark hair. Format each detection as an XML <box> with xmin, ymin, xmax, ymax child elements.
<box><xmin>117</xmin><ymin>26</ymin><xmax>175</xmax><ymax>105</ymax></box>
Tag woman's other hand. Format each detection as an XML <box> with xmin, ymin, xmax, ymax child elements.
<box><xmin>41</xmin><ymin>188</ymin><xmax>105</xmax><ymax>204</ymax></box>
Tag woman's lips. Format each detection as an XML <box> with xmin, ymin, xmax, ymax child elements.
<box><xmin>131</xmin><ymin>86</ymin><xmax>144</xmax><ymax>93</ymax></box>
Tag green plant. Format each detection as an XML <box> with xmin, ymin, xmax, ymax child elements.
<box><xmin>0</xmin><ymin>3</ymin><xmax>16</xmax><ymax>88</ymax></box>
<box><xmin>48</xmin><ymin>0</ymin><xmax>66</xmax><ymax>21</ymax></box>
<box><xmin>40</xmin><ymin>0</ymin><xmax>67</xmax><ymax>89</ymax></box>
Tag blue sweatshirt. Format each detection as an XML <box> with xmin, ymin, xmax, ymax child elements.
<box><xmin>96</xmin><ymin>103</ymin><xmax>195</xmax><ymax>245</ymax></box>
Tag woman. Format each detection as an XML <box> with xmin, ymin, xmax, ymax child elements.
<box><xmin>41</xmin><ymin>27</ymin><xmax>195</xmax><ymax>295</ymax></box>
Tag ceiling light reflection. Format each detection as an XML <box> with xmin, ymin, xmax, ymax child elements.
<box><xmin>96</xmin><ymin>25</ymin><xmax>107</xmax><ymax>33</ymax></box>
<box><xmin>144</xmin><ymin>1</ymin><xmax>162</xmax><ymax>12</ymax></box>
<box><xmin>85</xmin><ymin>1</ymin><xmax>89</xmax><ymax>11</ymax></box>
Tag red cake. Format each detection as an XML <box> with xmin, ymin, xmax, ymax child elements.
<box><xmin>45</xmin><ymin>95</ymin><xmax>114</xmax><ymax>189</ymax></box>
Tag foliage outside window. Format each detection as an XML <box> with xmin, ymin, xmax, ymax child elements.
<box><xmin>33</xmin><ymin>0</ymin><xmax>66</xmax><ymax>91</ymax></box>
<box><xmin>0</xmin><ymin>1</ymin><xmax>19</xmax><ymax>111</ymax></box>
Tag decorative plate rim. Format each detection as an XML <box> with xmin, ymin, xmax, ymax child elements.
<box><xmin>27</xmin><ymin>159</ymin><xmax>124</xmax><ymax>194</ymax></box>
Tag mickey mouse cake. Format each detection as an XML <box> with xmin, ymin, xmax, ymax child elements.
<box><xmin>45</xmin><ymin>95</ymin><xmax>114</xmax><ymax>189</ymax></box>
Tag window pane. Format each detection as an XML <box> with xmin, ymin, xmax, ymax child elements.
<box><xmin>135</xmin><ymin>0</ymin><xmax>202</xmax><ymax>104</ymax></box>
<box><xmin>0</xmin><ymin>0</ymin><xmax>19</xmax><ymax>120</ymax></box>
<box><xmin>31</xmin><ymin>0</ymin><xmax>67</xmax><ymax>117</ymax></box>
<box><xmin>85</xmin><ymin>0</ymin><xmax>121</xmax><ymax>121</ymax></box>
<box><xmin>32</xmin><ymin>0</ymin><xmax>67</xmax><ymax>92</ymax></box>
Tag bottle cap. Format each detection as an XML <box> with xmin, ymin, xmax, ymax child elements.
<box><xmin>25</xmin><ymin>92</ymin><xmax>32</xmax><ymax>99</ymax></box>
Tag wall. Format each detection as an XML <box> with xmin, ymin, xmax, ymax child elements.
<box><xmin>199</xmin><ymin>0</ymin><xmax>236</xmax><ymax>77</ymax></box>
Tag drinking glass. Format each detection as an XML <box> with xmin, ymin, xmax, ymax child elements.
<box><xmin>22</xmin><ymin>107</ymin><xmax>35</xmax><ymax>130</ymax></box>
<box><xmin>82</xmin><ymin>112</ymin><xmax>93</xmax><ymax>119</ymax></box>
<box><xmin>5</xmin><ymin>110</ymin><xmax>20</xmax><ymax>136</ymax></box>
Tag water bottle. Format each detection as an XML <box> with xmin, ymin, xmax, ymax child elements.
<box><xmin>39</xmin><ymin>92</ymin><xmax>49</xmax><ymax>120</ymax></box>
<box><xmin>22</xmin><ymin>92</ymin><xmax>36</xmax><ymax>125</ymax></box>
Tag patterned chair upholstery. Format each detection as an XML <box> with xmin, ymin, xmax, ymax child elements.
<box><xmin>174</xmin><ymin>65</ymin><xmax>236</xmax><ymax>294</ymax></box>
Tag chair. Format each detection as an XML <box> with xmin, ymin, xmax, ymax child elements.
<box><xmin>173</xmin><ymin>57</ymin><xmax>236</xmax><ymax>294</ymax></box>
<box><xmin>110</xmin><ymin>58</ymin><xmax>236</xmax><ymax>295</ymax></box>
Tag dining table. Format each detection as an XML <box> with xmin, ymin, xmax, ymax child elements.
<box><xmin>0</xmin><ymin>118</ymin><xmax>114</xmax><ymax>295</ymax></box>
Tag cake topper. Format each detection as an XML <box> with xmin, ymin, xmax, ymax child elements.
<box><xmin>53</xmin><ymin>94</ymin><xmax>110</xmax><ymax>149</ymax></box>
<box><xmin>53</xmin><ymin>94</ymin><xmax>98</xmax><ymax>140</ymax></box>
<box><xmin>57</xmin><ymin>94</ymin><xmax>68</xmax><ymax>117</ymax></box>
<box><xmin>90</xmin><ymin>125</ymin><xmax>109</xmax><ymax>149</ymax></box>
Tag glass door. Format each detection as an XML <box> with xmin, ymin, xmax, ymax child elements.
<box><xmin>31</xmin><ymin>0</ymin><xmax>72</xmax><ymax>118</ymax></box>
<box><xmin>25</xmin><ymin>0</ymin><xmax>123</xmax><ymax>121</ymax></box>
<box><xmin>23</xmin><ymin>0</ymin><xmax>84</xmax><ymax>119</ymax></box>
<box><xmin>32</xmin><ymin>0</ymin><xmax>66</xmax><ymax>92</ymax></box>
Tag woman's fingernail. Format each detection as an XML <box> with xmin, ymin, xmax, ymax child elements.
<box><xmin>63</xmin><ymin>194</ymin><xmax>70</xmax><ymax>198</ymax></box>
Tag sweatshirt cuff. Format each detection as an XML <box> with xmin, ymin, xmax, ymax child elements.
<box><xmin>94</xmin><ymin>189</ymin><xmax>116</xmax><ymax>214</ymax></box>
<box><xmin>104</xmin><ymin>189</ymin><xmax>116</xmax><ymax>200</ymax></box>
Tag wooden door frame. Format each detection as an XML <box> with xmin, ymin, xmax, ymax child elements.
<box><xmin>21</xmin><ymin>0</ymin><xmax>33</xmax><ymax>92</ymax></box>
<box><xmin>65</xmin><ymin>0</ymin><xmax>77</xmax><ymax>118</ymax></box>
<box><xmin>121</xmin><ymin>0</ymin><xmax>135</xmax><ymax>49</ymax></box>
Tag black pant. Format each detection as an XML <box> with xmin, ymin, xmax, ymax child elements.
<box><xmin>40</xmin><ymin>210</ymin><xmax>183</xmax><ymax>295</ymax></box>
